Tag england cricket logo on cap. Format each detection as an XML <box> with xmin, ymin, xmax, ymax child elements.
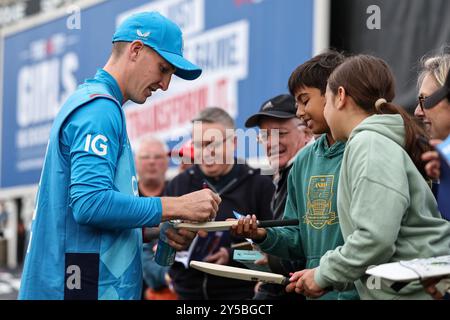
<box><xmin>136</xmin><ymin>29</ymin><xmax>150</xmax><ymax>39</ymax></box>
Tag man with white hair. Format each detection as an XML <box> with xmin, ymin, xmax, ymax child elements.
<box><xmin>245</xmin><ymin>94</ymin><xmax>313</xmax><ymax>300</ymax></box>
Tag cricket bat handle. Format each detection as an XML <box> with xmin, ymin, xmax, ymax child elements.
<box><xmin>257</xmin><ymin>219</ymin><xmax>299</xmax><ymax>228</ymax></box>
<box><xmin>280</xmin><ymin>277</ymin><xmax>291</xmax><ymax>286</ymax></box>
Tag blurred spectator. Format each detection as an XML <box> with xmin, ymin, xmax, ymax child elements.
<box><xmin>244</xmin><ymin>94</ymin><xmax>313</xmax><ymax>300</ymax></box>
<box><xmin>136</xmin><ymin>136</ymin><xmax>169</xmax><ymax>198</ymax></box>
<box><xmin>136</xmin><ymin>136</ymin><xmax>177</xmax><ymax>300</ymax></box>
<box><xmin>166</xmin><ymin>107</ymin><xmax>275</xmax><ymax>300</ymax></box>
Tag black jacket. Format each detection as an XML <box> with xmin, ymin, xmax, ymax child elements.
<box><xmin>271</xmin><ymin>163</ymin><xmax>292</xmax><ymax>220</ymax></box>
<box><xmin>166</xmin><ymin>163</ymin><xmax>275</xmax><ymax>300</ymax></box>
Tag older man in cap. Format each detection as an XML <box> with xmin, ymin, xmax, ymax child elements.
<box><xmin>19</xmin><ymin>12</ymin><xmax>221</xmax><ymax>300</ymax></box>
<box><xmin>245</xmin><ymin>94</ymin><xmax>313</xmax><ymax>300</ymax></box>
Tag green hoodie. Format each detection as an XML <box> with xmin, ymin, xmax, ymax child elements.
<box><xmin>258</xmin><ymin>134</ymin><xmax>359</xmax><ymax>300</ymax></box>
<box><xmin>314</xmin><ymin>114</ymin><xmax>450</xmax><ymax>300</ymax></box>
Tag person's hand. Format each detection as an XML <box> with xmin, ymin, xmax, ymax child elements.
<box><xmin>165</xmin><ymin>228</ymin><xmax>197</xmax><ymax>251</ymax></box>
<box><xmin>204</xmin><ymin>247</ymin><xmax>229</xmax><ymax>265</ymax></box>
<box><xmin>286</xmin><ymin>270</ymin><xmax>305</xmax><ymax>293</ymax></box>
<box><xmin>254</xmin><ymin>281</ymin><xmax>263</xmax><ymax>294</ymax></box>
<box><xmin>161</xmin><ymin>189</ymin><xmax>221</xmax><ymax>222</ymax></box>
<box><xmin>422</xmin><ymin>277</ymin><xmax>446</xmax><ymax>300</ymax></box>
<box><xmin>286</xmin><ymin>269</ymin><xmax>326</xmax><ymax>298</ymax></box>
<box><xmin>164</xmin><ymin>228</ymin><xmax>208</xmax><ymax>252</ymax></box>
<box><xmin>229</xmin><ymin>214</ymin><xmax>267</xmax><ymax>241</ymax></box>
<box><xmin>197</xmin><ymin>230</ymin><xmax>208</xmax><ymax>238</ymax></box>
<box><xmin>422</xmin><ymin>139</ymin><xmax>443</xmax><ymax>179</ymax></box>
<box><xmin>143</xmin><ymin>226</ymin><xmax>161</xmax><ymax>243</ymax></box>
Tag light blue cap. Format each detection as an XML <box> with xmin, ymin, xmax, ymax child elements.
<box><xmin>113</xmin><ymin>12</ymin><xmax>202</xmax><ymax>80</ymax></box>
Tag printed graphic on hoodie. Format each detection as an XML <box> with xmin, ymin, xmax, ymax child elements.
<box><xmin>304</xmin><ymin>175</ymin><xmax>338</xmax><ymax>229</ymax></box>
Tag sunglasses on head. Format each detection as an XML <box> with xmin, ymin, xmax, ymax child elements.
<box><xmin>418</xmin><ymin>69</ymin><xmax>450</xmax><ymax>110</ymax></box>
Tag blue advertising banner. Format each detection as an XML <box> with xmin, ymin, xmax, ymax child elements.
<box><xmin>0</xmin><ymin>0</ymin><xmax>315</xmax><ymax>189</ymax></box>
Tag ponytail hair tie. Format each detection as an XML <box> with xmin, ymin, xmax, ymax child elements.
<box><xmin>374</xmin><ymin>98</ymin><xmax>387</xmax><ymax>111</ymax></box>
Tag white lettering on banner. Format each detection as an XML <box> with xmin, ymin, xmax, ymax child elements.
<box><xmin>126</xmin><ymin>76</ymin><xmax>238</xmax><ymax>142</ymax></box>
<box><xmin>61</xmin><ymin>52</ymin><xmax>79</xmax><ymax>103</ymax></box>
<box><xmin>126</xmin><ymin>85</ymin><xmax>208</xmax><ymax>140</ymax></box>
<box><xmin>17</xmin><ymin>158</ymin><xmax>44</xmax><ymax>171</ymax></box>
<box><xmin>0</xmin><ymin>2</ymin><xmax>26</xmax><ymax>27</ymax></box>
<box><xmin>16</xmin><ymin>123</ymin><xmax>52</xmax><ymax>148</ymax></box>
<box><xmin>116</xmin><ymin>0</ymin><xmax>204</xmax><ymax>36</ymax></box>
<box><xmin>16</xmin><ymin>52</ymin><xmax>78</xmax><ymax>127</ymax></box>
<box><xmin>84</xmin><ymin>134</ymin><xmax>108</xmax><ymax>156</ymax></box>
<box><xmin>184</xmin><ymin>20</ymin><xmax>249</xmax><ymax>78</ymax></box>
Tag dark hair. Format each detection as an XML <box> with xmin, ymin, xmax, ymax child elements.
<box><xmin>327</xmin><ymin>54</ymin><xmax>431</xmax><ymax>176</ymax></box>
<box><xmin>288</xmin><ymin>50</ymin><xmax>346</xmax><ymax>96</ymax></box>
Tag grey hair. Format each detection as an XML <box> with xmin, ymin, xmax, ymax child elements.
<box><xmin>137</xmin><ymin>135</ymin><xmax>169</xmax><ymax>154</ymax></box>
<box><xmin>418</xmin><ymin>49</ymin><xmax>450</xmax><ymax>88</ymax></box>
<box><xmin>191</xmin><ymin>107</ymin><xmax>235</xmax><ymax>129</ymax></box>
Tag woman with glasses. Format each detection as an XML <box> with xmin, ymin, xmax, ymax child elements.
<box><xmin>415</xmin><ymin>53</ymin><xmax>450</xmax><ymax>222</ymax></box>
<box><xmin>415</xmin><ymin>53</ymin><xmax>450</xmax><ymax>142</ymax></box>
<box><xmin>414</xmin><ymin>51</ymin><xmax>450</xmax><ymax>300</ymax></box>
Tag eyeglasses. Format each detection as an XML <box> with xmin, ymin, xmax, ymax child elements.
<box><xmin>418</xmin><ymin>70</ymin><xmax>450</xmax><ymax>111</ymax></box>
<box><xmin>418</xmin><ymin>94</ymin><xmax>428</xmax><ymax>111</ymax></box>
<box><xmin>257</xmin><ymin>124</ymin><xmax>308</xmax><ymax>143</ymax></box>
<box><xmin>138</xmin><ymin>154</ymin><xmax>166</xmax><ymax>161</ymax></box>
<box><xmin>418</xmin><ymin>91</ymin><xmax>448</xmax><ymax>111</ymax></box>
<box><xmin>193</xmin><ymin>135</ymin><xmax>234</xmax><ymax>150</ymax></box>
<box><xmin>257</xmin><ymin>130</ymin><xmax>289</xmax><ymax>143</ymax></box>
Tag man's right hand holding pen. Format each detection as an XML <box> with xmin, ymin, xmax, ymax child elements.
<box><xmin>160</xmin><ymin>189</ymin><xmax>221</xmax><ymax>222</ymax></box>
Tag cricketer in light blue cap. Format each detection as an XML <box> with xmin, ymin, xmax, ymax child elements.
<box><xmin>19</xmin><ymin>11</ymin><xmax>218</xmax><ymax>300</ymax></box>
<box><xmin>113</xmin><ymin>11</ymin><xmax>201</xmax><ymax>80</ymax></box>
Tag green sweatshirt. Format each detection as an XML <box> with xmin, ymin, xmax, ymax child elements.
<box><xmin>314</xmin><ymin>114</ymin><xmax>450</xmax><ymax>300</ymax></box>
<box><xmin>258</xmin><ymin>134</ymin><xmax>359</xmax><ymax>300</ymax></box>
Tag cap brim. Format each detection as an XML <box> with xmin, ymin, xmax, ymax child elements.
<box><xmin>244</xmin><ymin>111</ymin><xmax>296</xmax><ymax>127</ymax></box>
<box><xmin>157</xmin><ymin>50</ymin><xmax>202</xmax><ymax>80</ymax></box>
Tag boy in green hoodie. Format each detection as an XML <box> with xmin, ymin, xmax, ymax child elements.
<box><xmin>290</xmin><ymin>54</ymin><xmax>450</xmax><ymax>300</ymax></box>
<box><xmin>232</xmin><ymin>51</ymin><xmax>359</xmax><ymax>300</ymax></box>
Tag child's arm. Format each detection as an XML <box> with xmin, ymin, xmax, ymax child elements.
<box><xmin>314</xmin><ymin>177</ymin><xmax>407</xmax><ymax>290</ymax></box>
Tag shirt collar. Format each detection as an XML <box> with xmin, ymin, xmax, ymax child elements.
<box><xmin>93</xmin><ymin>69</ymin><xmax>124</xmax><ymax>104</ymax></box>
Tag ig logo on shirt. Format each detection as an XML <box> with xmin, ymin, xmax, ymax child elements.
<box><xmin>84</xmin><ymin>134</ymin><xmax>108</xmax><ymax>156</ymax></box>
